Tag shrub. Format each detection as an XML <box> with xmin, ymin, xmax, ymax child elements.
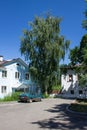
<box><xmin>52</xmin><ymin>85</ymin><xmax>61</xmax><ymax>94</ymax></box>
<box><xmin>42</xmin><ymin>93</ymin><xmax>49</xmax><ymax>98</ymax></box>
<box><xmin>0</xmin><ymin>92</ymin><xmax>22</xmax><ymax>102</ymax></box>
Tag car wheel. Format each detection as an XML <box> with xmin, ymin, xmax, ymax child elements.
<box><xmin>29</xmin><ymin>99</ymin><xmax>32</xmax><ymax>103</ymax></box>
<box><xmin>39</xmin><ymin>98</ymin><xmax>41</xmax><ymax>101</ymax></box>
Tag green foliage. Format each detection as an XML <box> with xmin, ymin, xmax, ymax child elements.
<box><xmin>69</xmin><ymin>35</ymin><xmax>87</xmax><ymax>88</ymax></box>
<box><xmin>0</xmin><ymin>92</ymin><xmax>21</xmax><ymax>102</ymax></box>
<box><xmin>83</xmin><ymin>46</ymin><xmax>87</xmax><ymax>65</ymax></box>
<box><xmin>52</xmin><ymin>84</ymin><xmax>61</xmax><ymax>91</ymax></box>
<box><xmin>69</xmin><ymin>46</ymin><xmax>79</xmax><ymax>65</ymax></box>
<box><xmin>78</xmin><ymin>74</ymin><xmax>87</xmax><ymax>88</ymax></box>
<box><xmin>70</xmin><ymin>0</ymin><xmax>87</xmax><ymax>66</ymax></box>
<box><xmin>82</xmin><ymin>0</ymin><xmax>87</xmax><ymax>30</ymax></box>
<box><xmin>60</xmin><ymin>64</ymin><xmax>69</xmax><ymax>75</ymax></box>
<box><xmin>69</xmin><ymin>103</ymin><xmax>87</xmax><ymax>113</ymax></box>
<box><xmin>20</xmin><ymin>13</ymin><xmax>70</xmax><ymax>93</ymax></box>
<box><xmin>69</xmin><ymin>34</ymin><xmax>87</xmax><ymax>65</ymax></box>
<box><xmin>42</xmin><ymin>93</ymin><xmax>49</xmax><ymax>98</ymax></box>
<box><xmin>69</xmin><ymin>2</ymin><xmax>87</xmax><ymax>89</ymax></box>
<box><xmin>79</xmin><ymin>34</ymin><xmax>87</xmax><ymax>63</ymax></box>
<box><xmin>69</xmin><ymin>98</ymin><xmax>87</xmax><ymax>113</ymax></box>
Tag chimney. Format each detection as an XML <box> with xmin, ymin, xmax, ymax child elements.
<box><xmin>0</xmin><ymin>56</ymin><xmax>3</xmax><ymax>62</ymax></box>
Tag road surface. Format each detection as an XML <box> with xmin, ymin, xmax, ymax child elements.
<box><xmin>0</xmin><ymin>98</ymin><xmax>87</xmax><ymax>130</ymax></box>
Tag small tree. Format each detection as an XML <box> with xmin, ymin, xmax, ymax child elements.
<box><xmin>79</xmin><ymin>34</ymin><xmax>87</xmax><ymax>63</ymax></box>
<box><xmin>69</xmin><ymin>46</ymin><xmax>79</xmax><ymax>65</ymax></box>
<box><xmin>78</xmin><ymin>0</ymin><xmax>87</xmax><ymax>89</ymax></box>
<box><xmin>68</xmin><ymin>0</ymin><xmax>87</xmax><ymax>97</ymax></box>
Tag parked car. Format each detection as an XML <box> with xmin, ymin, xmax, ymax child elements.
<box><xmin>18</xmin><ymin>92</ymin><xmax>42</xmax><ymax>102</ymax></box>
<box><xmin>18</xmin><ymin>85</ymin><xmax>42</xmax><ymax>103</ymax></box>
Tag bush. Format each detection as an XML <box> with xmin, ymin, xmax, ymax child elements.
<box><xmin>0</xmin><ymin>92</ymin><xmax>22</xmax><ymax>102</ymax></box>
<box><xmin>52</xmin><ymin>85</ymin><xmax>61</xmax><ymax>94</ymax></box>
<box><xmin>42</xmin><ymin>93</ymin><xmax>49</xmax><ymax>98</ymax></box>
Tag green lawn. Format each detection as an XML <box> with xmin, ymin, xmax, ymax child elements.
<box><xmin>69</xmin><ymin>99</ymin><xmax>87</xmax><ymax>113</ymax></box>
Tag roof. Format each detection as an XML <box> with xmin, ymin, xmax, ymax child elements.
<box><xmin>0</xmin><ymin>58</ymin><xmax>28</xmax><ymax>68</ymax></box>
<box><xmin>16</xmin><ymin>83</ymin><xmax>29</xmax><ymax>90</ymax></box>
<box><xmin>0</xmin><ymin>60</ymin><xmax>9</xmax><ymax>66</ymax></box>
<box><xmin>0</xmin><ymin>67</ymin><xmax>6</xmax><ymax>71</ymax></box>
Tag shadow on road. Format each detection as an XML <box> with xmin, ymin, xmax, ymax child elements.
<box><xmin>31</xmin><ymin>101</ymin><xmax>87</xmax><ymax>130</ymax></box>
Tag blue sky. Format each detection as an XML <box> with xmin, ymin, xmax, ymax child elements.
<box><xmin>0</xmin><ymin>0</ymin><xmax>86</xmax><ymax>64</ymax></box>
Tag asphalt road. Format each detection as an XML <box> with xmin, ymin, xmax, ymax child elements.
<box><xmin>0</xmin><ymin>98</ymin><xmax>87</xmax><ymax>130</ymax></box>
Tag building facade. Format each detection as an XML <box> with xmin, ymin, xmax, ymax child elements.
<box><xmin>61</xmin><ymin>67</ymin><xmax>84</xmax><ymax>98</ymax></box>
<box><xmin>0</xmin><ymin>56</ymin><xmax>33</xmax><ymax>98</ymax></box>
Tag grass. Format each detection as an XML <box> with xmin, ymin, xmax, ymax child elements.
<box><xmin>0</xmin><ymin>92</ymin><xmax>22</xmax><ymax>102</ymax></box>
<box><xmin>42</xmin><ymin>93</ymin><xmax>49</xmax><ymax>98</ymax></box>
<box><xmin>69</xmin><ymin>98</ymin><xmax>87</xmax><ymax>113</ymax></box>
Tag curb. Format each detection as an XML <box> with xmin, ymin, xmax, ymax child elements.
<box><xmin>66</xmin><ymin>104</ymin><xmax>87</xmax><ymax>117</ymax></box>
<box><xmin>0</xmin><ymin>101</ymin><xmax>18</xmax><ymax>105</ymax></box>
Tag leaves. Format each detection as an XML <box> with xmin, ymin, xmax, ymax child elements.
<box><xmin>69</xmin><ymin>46</ymin><xmax>79</xmax><ymax>65</ymax></box>
<box><xmin>79</xmin><ymin>74</ymin><xmax>87</xmax><ymax>88</ymax></box>
<box><xmin>20</xmin><ymin>14</ymin><xmax>70</xmax><ymax>93</ymax></box>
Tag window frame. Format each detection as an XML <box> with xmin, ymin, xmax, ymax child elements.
<box><xmin>1</xmin><ymin>86</ymin><xmax>7</xmax><ymax>93</ymax></box>
<box><xmin>70</xmin><ymin>90</ymin><xmax>74</xmax><ymax>94</ymax></box>
<box><xmin>2</xmin><ymin>70</ymin><xmax>7</xmax><ymax>78</ymax></box>
<box><xmin>79</xmin><ymin>90</ymin><xmax>83</xmax><ymax>94</ymax></box>
<box><xmin>15</xmin><ymin>72</ymin><xmax>19</xmax><ymax>79</ymax></box>
<box><xmin>25</xmin><ymin>73</ymin><xmax>29</xmax><ymax>80</ymax></box>
<box><xmin>68</xmin><ymin>74</ymin><xmax>73</xmax><ymax>82</ymax></box>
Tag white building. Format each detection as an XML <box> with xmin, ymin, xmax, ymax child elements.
<box><xmin>61</xmin><ymin>67</ymin><xmax>84</xmax><ymax>98</ymax></box>
<box><xmin>0</xmin><ymin>56</ymin><xmax>33</xmax><ymax>98</ymax></box>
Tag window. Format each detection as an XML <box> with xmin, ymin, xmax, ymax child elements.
<box><xmin>2</xmin><ymin>71</ymin><xmax>7</xmax><ymax>77</ymax></box>
<box><xmin>12</xmin><ymin>88</ymin><xmax>16</xmax><ymax>93</ymax></box>
<box><xmin>68</xmin><ymin>74</ymin><xmax>73</xmax><ymax>82</ymax></box>
<box><xmin>16</xmin><ymin>63</ymin><xmax>20</xmax><ymax>66</ymax></box>
<box><xmin>15</xmin><ymin>72</ymin><xmax>19</xmax><ymax>79</ymax></box>
<box><xmin>79</xmin><ymin>90</ymin><xmax>83</xmax><ymax>94</ymax></box>
<box><xmin>25</xmin><ymin>73</ymin><xmax>29</xmax><ymax>80</ymax></box>
<box><xmin>1</xmin><ymin>86</ymin><xmax>7</xmax><ymax>93</ymax></box>
<box><xmin>70</xmin><ymin>90</ymin><xmax>74</xmax><ymax>94</ymax></box>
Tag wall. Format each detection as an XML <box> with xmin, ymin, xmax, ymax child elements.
<box><xmin>0</xmin><ymin>61</ymin><xmax>31</xmax><ymax>98</ymax></box>
<box><xmin>61</xmin><ymin>69</ymin><xmax>79</xmax><ymax>98</ymax></box>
